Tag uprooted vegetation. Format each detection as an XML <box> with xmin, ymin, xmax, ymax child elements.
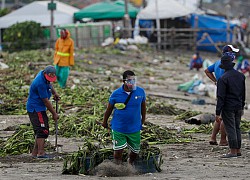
<box><xmin>1</xmin><ymin>48</ymin><xmax>229</xmax><ymax>175</ymax></box>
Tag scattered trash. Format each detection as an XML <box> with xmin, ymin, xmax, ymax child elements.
<box><xmin>191</xmin><ymin>98</ymin><xmax>206</xmax><ymax>105</ymax></box>
<box><xmin>127</xmin><ymin>45</ymin><xmax>139</xmax><ymax>51</ymax></box>
<box><xmin>185</xmin><ymin>113</ymin><xmax>215</xmax><ymax>125</ymax></box>
<box><xmin>105</xmin><ymin>70</ymin><xmax>112</xmax><ymax>76</ymax></box>
<box><xmin>202</xmin><ymin>59</ymin><xmax>213</xmax><ymax>69</ymax></box>
<box><xmin>21</xmin><ymin>85</ymin><xmax>30</xmax><ymax>89</ymax></box>
<box><xmin>0</xmin><ymin>62</ymin><xmax>9</xmax><ymax>69</ymax></box>
<box><xmin>73</xmin><ymin>78</ymin><xmax>80</xmax><ymax>84</ymax></box>
<box><xmin>101</xmin><ymin>37</ymin><xmax>114</xmax><ymax>47</ymax></box>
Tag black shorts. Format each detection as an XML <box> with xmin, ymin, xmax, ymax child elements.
<box><xmin>28</xmin><ymin>111</ymin><xmax>49</xmax><ymax>138</ymax></box>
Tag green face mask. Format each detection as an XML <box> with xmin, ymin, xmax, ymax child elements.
<box><xmin>114</xmin><ymin>103</ymin><xmax>126</xmax><ymax>110</ymax></box>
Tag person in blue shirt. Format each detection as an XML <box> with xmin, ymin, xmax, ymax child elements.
<box><xmin>102</xmin><ymin>70</ymin><xmax>146</xmax><ymax>164</ymax></box>
<box><xmin>236</xmin><ymin>55</ymin><xmax>250</xmax><ymax>76</ymax></box>
<box><xmin>204</xmin><ymin>45</ymin><xmax>239</xmax><ymax>146</ymax></box>
<box><xmin>26</xmin><ymin>65</ymin><xmax>60</xmax><ymax>158</ymax></box>
<box><xmin>216</xmin><ymin>54</ymin><xmax>245</xmax><ymax>158</ymax></box>
<box><xmin>189</xmin><ymin>52</ymin><xmax>203</xmax><ymax>71</ymax></box>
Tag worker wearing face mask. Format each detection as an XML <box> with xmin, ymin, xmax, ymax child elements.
<box><xmin>102</xmin><ymin>70</ymin><xmax>146</xmax><ymax>165</ymax></box>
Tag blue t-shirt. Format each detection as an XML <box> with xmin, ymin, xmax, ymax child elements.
<box><xmin>26</xmin><ymin>71</ymin><xmax>52</xmax><ymax>112</ymax></box>
<box><xmin>237</xmin><ymin>59</ymin><xmax>250</xmax><ymax>70</ymax></box>
<box><xmin>189</xmin><ymin>57</ymin><xmax>203</xmax><ymax>68</ymax></box>
<box><xmin>109</xmin><ymin>85</ymin><xmax>146</xmax><ymax>134</ymax></box>
<box><xmin>207</xmin><ymin>60</ymin><xmax>225</xmax><ymax>80</ymax></box>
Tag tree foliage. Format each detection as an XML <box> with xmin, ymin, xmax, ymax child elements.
<box><xmin>3</xmin><ymin>21</ymin><xmax>46</xmax><ymax>52</ymax></box>
<box><xmin>0</xmin><ymin>8</ymin><xmax>11</xmax><ymax>17</ymax></box>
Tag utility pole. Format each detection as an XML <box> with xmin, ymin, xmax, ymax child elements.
<box><xmin>124</xmin><ymin>0</ymin><xmax>131</xmax><ymax>38</ymax></box>
<box><xmin>143</xmin><ymin>0</ymin><xmax>147</xmax><ymax>8</ymax></box>
<box><xmin>1</xmin><ymin>0</ymin><xmax>5</xmax><ymax>9</ymax></box>
<box><xmin>48</xmin><ymin>0</ymin><xmax>56</xmax><ymax>48</ymax></box>
<box><xmin>226</xmin><ymin>4</ymin><xmax>231</xmax><ymax>43</ymax></box>
<box><xmin>199</xmin><ymin>0</ymin><xmax>203</xmax><ymax>9</ymax></box>
<box><xmin>155</xmin><ymin>0</ymin><xmax>161</xmax><ymax>49</ymax></box>
<box><xmin>50</xmin><ymin>0</ymin><xmax>54</xmax><ymax>48</ymax></box>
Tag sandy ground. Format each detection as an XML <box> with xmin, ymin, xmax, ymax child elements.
<box><xmin>1</xmin><ymin>48</ymin><xmax>250</xmax><ymax>180</ymax></box>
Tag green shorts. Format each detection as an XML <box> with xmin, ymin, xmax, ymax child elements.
<box><xmin>111</xmin><ymin>130</ymin><xmax>141</xmax><ymax>153</ymax></box>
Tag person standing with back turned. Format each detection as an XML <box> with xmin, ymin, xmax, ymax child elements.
<box><xmin>102</xmin><ymin>70</ymin><xmax>146</xmax><ymax>165</ymax></box>
<box><xmin>216</xmin><ymin>54</ymin><xmax>245</xmax><ymax>158</ymax></box>
<box><xmin>54</xmin><ymin>28</ymin><xmax>74</xmax><ymax>88</ymax></box>
<box><xmin>204</xmin><ymin>45</ymin><xmax>239</xmax><ymax>146</ymax></box>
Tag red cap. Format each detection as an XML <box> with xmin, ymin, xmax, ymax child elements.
<box><xmin>45</xmin><ymin>74</ymin><xmax>56</xmax><ymax>82</ymax></box>
<box><xmin>44</xmin><ymin>65</ymin><xmax>57</xmax><ymax>82</ymax></box>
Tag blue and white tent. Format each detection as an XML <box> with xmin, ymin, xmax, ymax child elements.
<box><xmin>187</xmin><ymin>14</ymin><xmax>238</xmax><ymax>52</ymax></box>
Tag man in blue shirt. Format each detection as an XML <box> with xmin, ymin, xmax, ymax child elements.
<box><xmin>204</xmin><ymin>45</ymin><xmax>239</xmax><ymax>146</ymax></box>
<box><xmin>102</xmin><ymin>70</ymin><xmax>146</xmax><ymax>164</ymax></box>
<box><xmin>26</xmin><ymin>65</ymin><xmax>60</xmax><ymax>158</ymax></box>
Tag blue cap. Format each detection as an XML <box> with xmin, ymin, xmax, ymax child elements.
<box><xmin>44</xmin><ymin>65</ymin><xmax>56</xmax><ymax>82</ymax></box>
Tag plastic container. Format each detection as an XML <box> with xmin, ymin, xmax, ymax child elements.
<box><xmin>78</xmin><ymin>157</ymin><xmax>91</xmax><ymax>173</ymax></box>
<box><xmin>134</xmin><ymin>155</ymin><xmax>159</xmax><ymax>173</ymax></box>
<box><xmin>78</xmin><ymin>154</ymin><xmax>160</xmax><ymax>174</ymax></box>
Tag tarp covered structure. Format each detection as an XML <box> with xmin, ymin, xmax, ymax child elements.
<box><xmin>187</xmin><ymin>14</ymin><xmax>237</xmax><ymax>52</ymax></box>
<box><xmin>0</xmin><ymin>1</ymin><xmax>79</xmax><ymax>29</ymax></box>
<box><xmin>74</xmin><ymin>0</ymin><xmax>139</xmax><ymax>21</ymax></box>
<box><xmin>137</xmin><ymin>0</ymin><xmax>193</xmax><ymax>19</ymax></box>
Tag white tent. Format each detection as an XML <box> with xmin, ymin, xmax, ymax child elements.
<box><xmin>137</xmin><ymin>0</ymin><xmax>193</xmax><ymax>19</ymax></box>
<box><xmin>0</xmin><ymin>1</ymin><xmax>79</xmax><ymax>29</ymax></box>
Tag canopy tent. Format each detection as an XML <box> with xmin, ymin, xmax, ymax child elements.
<box><xmin>187</xmin><ymin>14</ymin><xmax>237</xmax><ymax>52</ymax></box>
<box><xmin>0</xmin><ymin>1</ymin><xmax>79</xmax><ymax>29</ymax></box>
<box><xmin>74</xmin><ymin>0</ymin><xmax>139</xmax><ymax>21</ymax></box>
<box><xmin>137</xmin><ymin>0</ymin><xmax>193</xmax><ymax>20</ymax></box>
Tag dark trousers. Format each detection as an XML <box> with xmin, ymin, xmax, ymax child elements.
<box><xmin>221</xmin><ymin>110</ymin><xmax>242</xmax><ymax>149</ymax></box>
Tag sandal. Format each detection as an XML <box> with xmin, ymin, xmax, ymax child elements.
<box><xmin>209</xmin><ymin>141</ymin><xmax>218</xmax><ymax>145</ymax></box>
<box><xmin>221</xmin><ymin>153</ymin><xmax>237</xmax><ymax>158</ymax></box>
<box><xmin>219</xmin><ymin>143</ymin><xmax>228</xmax><ymax>146</ymax></box>
<box><xmin>237</xmin><ymin>153</ymin><xmax>242</xmax><ymax>157</ymax></box>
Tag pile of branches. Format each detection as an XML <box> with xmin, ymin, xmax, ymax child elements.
<box><xmin>62</xmin><ymin>139</ymin><xmax>163</xmax><ymax>175</ymax></box>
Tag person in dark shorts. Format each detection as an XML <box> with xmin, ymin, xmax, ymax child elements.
<box><xmin>26</xmin><ymin>65</ymin><xmax>60</xmax><ymax>158</ymax></box>
<box><xmin>102</xmin><ymin>70</ymin><xmax>146</xmax><ymax>164</ymax></box>
<box><xmin>216</xmin><ymin>55</ymin><xmax>246</xmax><ymax>158</ymax></box>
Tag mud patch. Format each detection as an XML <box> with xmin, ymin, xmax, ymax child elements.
<box><xmin>94</xmin><ymin>160</ymin><xmax>137</xmax><ymax>177</ymax></box>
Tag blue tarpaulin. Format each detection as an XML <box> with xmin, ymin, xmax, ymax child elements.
<box><xmin>188</xmin><ymin>14</ymin><xmax>237</xmax><ymax>52</ymax></box>
<box><xmin>139</xmin><ymin>20</ymin><xmax>154</xmax><ymax>38</ymax></box>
